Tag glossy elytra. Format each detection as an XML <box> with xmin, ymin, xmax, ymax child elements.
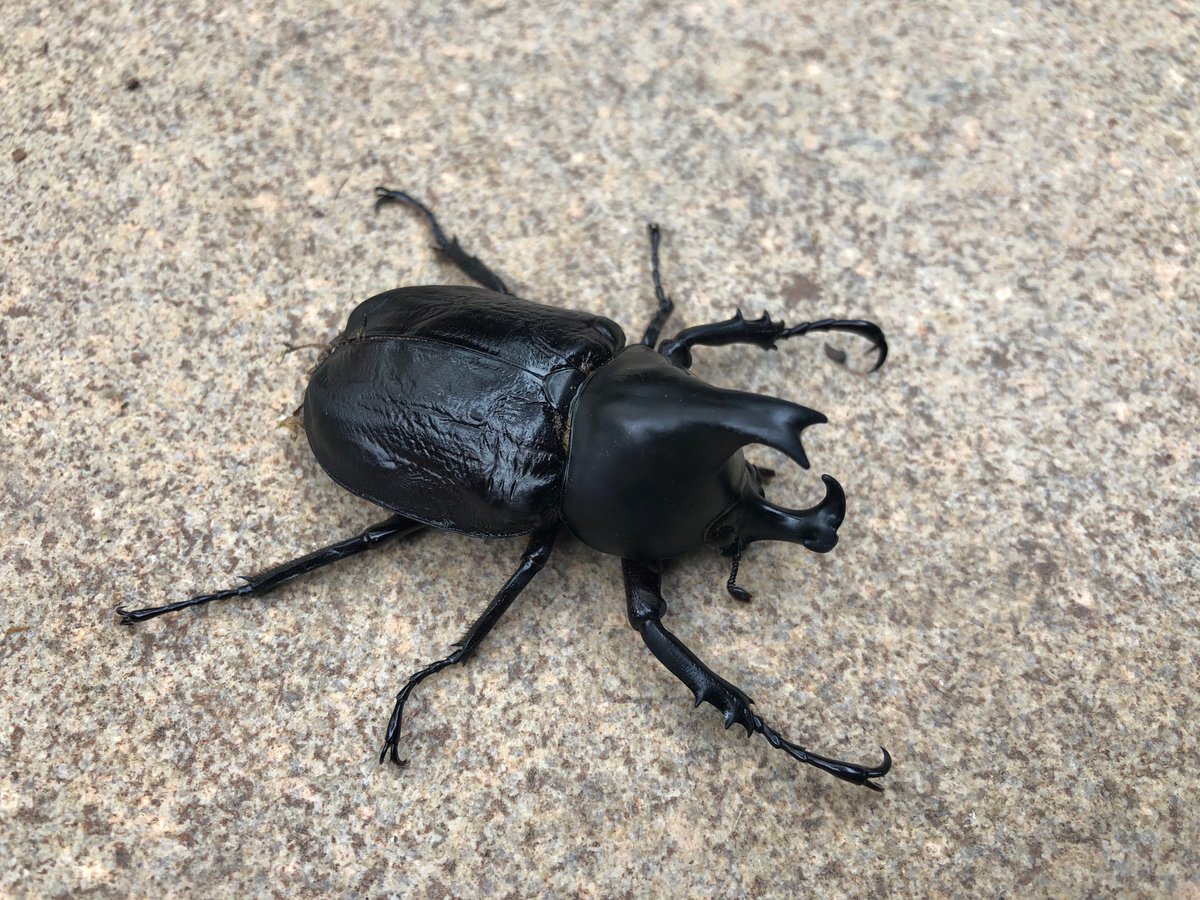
<box><xmin>119</xmin><ymin>187</ymin><xmax>892</xmax><ymax>791</ymax></box>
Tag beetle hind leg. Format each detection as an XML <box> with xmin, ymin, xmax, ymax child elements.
<box><xmin>379</xmin><ymin>524</ymin><xmax>558</xmax><ymax>766</ymax></box>
<box><xmin>116</xmin><ymin>514</ymin><xmax>424</xmax><ymax>624</ymax></box>
<box><xmin>374</xmin><ymin>187</ymin><xmax>510</xmax><ymax>295</ymax></box>
<box><xmin>622</xmin><ymin>558</ymin><xmax>891</xmax><ymax>791</ymax></box>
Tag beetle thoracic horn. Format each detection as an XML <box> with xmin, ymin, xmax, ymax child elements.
<box><xmin>629</xmin><ymin>368</ymin><xmax>828</xmax><ymax>472</ymax></box>
<box><xmin>705</xmin><ymin>389</ymin><xmax>828</xmax><ymax>471</ymax></box>
<box><xmin>712</xmin><ymin>473</ymin><xmax>847</xmax><ymax>554</ymax></box>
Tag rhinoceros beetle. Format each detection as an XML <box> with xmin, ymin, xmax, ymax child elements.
<box><xmin>119</xmin><ymin>187</ymin><xmax>891</xmax><ymax>791</ymax></box>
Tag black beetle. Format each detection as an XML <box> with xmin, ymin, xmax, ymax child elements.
<box><xmin>120</xmin><ymin>187</ymin><xmax>891</xmax><ymax>791</ymax></box>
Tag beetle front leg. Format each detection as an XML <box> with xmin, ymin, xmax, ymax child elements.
<box><xmin>621</xmin><ymin>558</ymin><xmax>891</xmax><ymax>791</ymax></box>
<box><xmin>374</xmin><ymin>187</ymin><xmax>510</xmax><ymax>295</ymax></box>
<box><xmin>117</xmin><ymin>514</ymin><xmax>424</xmax><ymax>623</ymax></box>
<box><xmin>659</xmin><ymin>311</ymin><xmax>887</xmax><ymax>372</ymax></box>
<box><xmin>380</xmin><ymin>523</ymin><xmax>559</xmax><ymax>766</ymax></box>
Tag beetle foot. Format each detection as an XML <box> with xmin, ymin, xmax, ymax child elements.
<box><xmin>857</xmin><ymin>325</ymin><xmax>889</xmax><ymax>372</ymax></box>
<box><xmin>379</xmin><ymin>727</ymin><xmax>411</xmax><ymax>769</ymax></box>
<box><xmin>373</xmin><ymin>186</ymin><xmax>422</xmax><ymax>216</ymax></box>
<box><xmin>114</xmin><ymin>585</ymin><xmax>248</xmax><ymax>624</ymax></box>
<box><xmin>781</xmin><ymin>318</ymin><xmax>888</xmax><ymax>372</ymax></box>
<box><xmin>752</xmin><ymin>713</ymin><xmax>892</xmax><ymax>791</ymax></box>
<box><xmin>379</xmin><ymin>681</ymin><xmax>418</xmax><ymax>767</ymax></box>
<box><xmin>378</xmin><ymin>733</ymin><xmax>410</xmax><ymax>768</ymax></box>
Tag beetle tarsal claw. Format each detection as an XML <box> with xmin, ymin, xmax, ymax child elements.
<box><xmin>382</xmin><ymin>738</ymin><xmax>409</xmax><ymax>767</ymax></box>
<box><xmin>380</xmin><ymin>711</ymin><xmax>412</xmax><ymax>768</ymax></box>
<box><xmin>379</xmin><ymin>739</ymin><xmax>410</xmax><ymax>768</ymax></box>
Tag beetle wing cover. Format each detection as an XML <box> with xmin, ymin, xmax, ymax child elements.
<box><xmin>335</xmin><ymin>286</ymin><xmax>623</xmax><ymax>377</ymax></box>
<box><xmin>303</xmin><ymin>286</ymin><xmax>623</xmax><ymax>537</ymax></box>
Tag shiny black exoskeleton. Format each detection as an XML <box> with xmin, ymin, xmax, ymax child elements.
<box><xmin>119</xmin><ymin>188</ymin><xmax>892</xmax><ymax>791</ymax></box>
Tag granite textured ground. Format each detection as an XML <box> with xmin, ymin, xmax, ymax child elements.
<box><xmin>3</xmin><ymin>1</ymin><xmax>1197</xmax><ymax>896</ymax></box>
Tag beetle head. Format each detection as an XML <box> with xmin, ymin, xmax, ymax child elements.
<box><xmin>561</xmin><ymin>346</ymin><xmax>845</xmax><ymax>561</ymax></box>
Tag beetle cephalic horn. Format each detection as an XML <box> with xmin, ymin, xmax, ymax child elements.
<box><xmin>715</xmin><ymin>474</ymin><xmax>846</xmax><ymax>554</ymax></box>
<box><xmin>748</xmin><ymin>473</ymin><xmax>846</xmax><ymax>551</ymax></box>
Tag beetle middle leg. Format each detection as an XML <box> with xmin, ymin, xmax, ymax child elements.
<box><xmin>621</xmin><ymin>558</ymin><xmax>891</xmax><ymax>791</ymax></box>
<box><xmin>379</xmin><ymin>523</ymin><xmax>559</xmax><ymax>766</ymax></box>
<box><xmin>374</xmin><ymin>187</ymin><xmax>510</xmax><ymax>295</ymax></box>
<box><xmin>116</xmin><ymin>514</ymin><xmax>423</xmax><ymax>623</ymax></box>
<box><xmin>659</xmin><ymin>311</ymin><xmax>888</xmax><ymax>372</ymax></box>
<box><xmin>639</xmin><ymin>223</ymin><xmax>675</xmax><ymax>347</ymax></box>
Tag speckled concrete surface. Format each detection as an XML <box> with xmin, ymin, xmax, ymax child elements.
<box><xmin>2</xmin><ymin>1</ymin><xmax>1197</xmax><ymax>895</ymax></box>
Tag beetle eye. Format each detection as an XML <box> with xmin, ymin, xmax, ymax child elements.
<box><xmin>709</xmin><ymin>524</ymin><xmax>736</xmax><ymax>546</ymax></box>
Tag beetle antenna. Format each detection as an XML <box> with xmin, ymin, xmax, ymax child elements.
<box><xmin>726</xmin><ymin>551</ymin><xmax>752</xmax><ymax>602</ymax></box>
